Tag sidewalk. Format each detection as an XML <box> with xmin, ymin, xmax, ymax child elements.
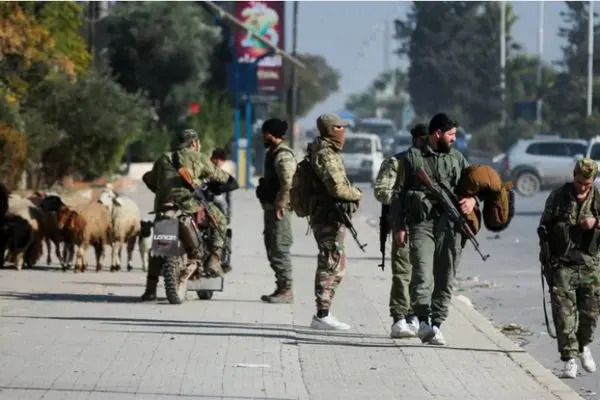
<box><xmin>0</xmin><ymin>187</ymin><xmax>584</xmax><ymax>400</ymax></box>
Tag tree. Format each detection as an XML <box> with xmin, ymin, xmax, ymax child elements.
<box><xmin>292</xmin><ymin>53</ymin><xmax>341</xmax><ymax>118</ymax></box>
<box><xmin>393</xmin><ymin>2</ymin><xmax>520</xmax><ymax>131</ymax></box>
<box><xmin>344</xmin><ymin>68</ymin><xmax>408</xmax><ymax>127</ymax></box>
<box><xmin>105</xmin><ymin>1</ymin><xmax>220</xmax><ymax>132</ymax></box>
<box><xmin>27</xmin><ymin>70</ymin><xmax>151</xmax><ymax>181</ymax></box>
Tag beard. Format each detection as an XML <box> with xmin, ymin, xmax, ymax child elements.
<box><xmin>437</xmin><ymin>139</ymin><xmax>453</xmax><ymax>154</ymax></box>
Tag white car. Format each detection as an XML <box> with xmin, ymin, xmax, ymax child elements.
<box><xmin>341</xmin><ymin>132</ymin><xmax>384</xmax><ymax>184</ymax></box>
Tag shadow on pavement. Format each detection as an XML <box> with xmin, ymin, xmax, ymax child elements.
<box><xmin>0</xmin><ymin>291</ymin><xmax>139</xmax><ymax>303</ymax></box>
<box><xmin>291</xmin><ymin>253</ymin><xmax>381</xmax><ymax>262</ymax></box>
<box><xmin>0</xmin><ymin>386</ymin><xmax>294</xmax><ymax>400</ymax></box>
<box><xmin>65</xmin><ymin>281</ymin><xmax>146</xmax><ymax>288</ymax></box>
<box><xmin>4</xmin><ymin>314</ymin><xmax>526</xmax><ymax>354</ymax></box>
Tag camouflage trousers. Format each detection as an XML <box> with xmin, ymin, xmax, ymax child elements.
<box><xmin>389</xmin><ymin>228</ymin><xmax>415</xmax><ymax>319</ymax></box>
<box><xmin>548</xmin><ymin>264</ymin><xmax>600</xmax><ymax>361</ymax></box>
<box><xmin>312</xmin><ymin>223</ymin><xmax>346</xmax><ymax>311</ymax></box>
<box><xmin>263</xmin><ymin>209</ymin><xmax>293</xmax><ymax>286</ymax></box>
<box><xmin>208</xmin><ymin>203</ymin><xmax>227</xmax><ymax>252</ymax></box>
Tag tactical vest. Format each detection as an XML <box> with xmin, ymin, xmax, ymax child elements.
<box><xmin>401</xmin><ymin>147</ymin><xmax>462</xmax><ymax>224</ymax></box>
<box><xmin>259</xmin><ymin>143</ymin><xmax>293</xmax><ymax>204</ymax></box>
<box><xmin>548</xmin><ymin>183</ymin><xmax>600</xmax><ymax>262</ymax></box>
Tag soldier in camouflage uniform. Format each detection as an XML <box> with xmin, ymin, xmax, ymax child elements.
<box><xmin>373</xmin><ymin>123</ymin><xmax>427</xmax><ymax>338</ymax></box>
<box><xmin>391</xmin><ymin>113</ymin><xmax>475</xmax><ymax>345</ymax></box>
<box><xmin>539</xmin><ymin>158</ymin><xmax>600</xmax><ymax>378</ymax></box>
<box><xmin>140</xmin><ymin>129</ymin><xmax>233</xmax><ymax>301</ymax></box>
<box><xmin>256</xmin><ymin>118</ymin><xmax>297</xmax><ymax>304</ymax></box>
<box><xmin>307</xmin><ymin>113</ymin><xmax>362</xmax><ymax>330</ymax></box>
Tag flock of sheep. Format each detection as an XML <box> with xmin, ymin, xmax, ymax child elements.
<box><xmin>0</xmin><ymin>184</ymin><xmax>153</xmax><ymax>273</ymax></box>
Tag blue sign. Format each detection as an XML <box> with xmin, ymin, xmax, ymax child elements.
<box><xmin>227</xmin><ymin>62</ymin><xmax>258</xmax><ymax>96</ymax></box>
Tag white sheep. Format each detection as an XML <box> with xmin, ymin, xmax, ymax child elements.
<box><xmin>97</xmin><ymin>189</ymin><xmax>142</xmax><ymax>271</ymax></box>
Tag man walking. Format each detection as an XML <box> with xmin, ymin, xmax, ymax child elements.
<box><xmin>392</xmin><ymin>113</ymin><xmax>475</xmax><ymax>345</ymax></box>
<box><xmin>539</xmin><ymin>158</ymin><xmax>600</xmax><ymax>378</ymax></box>
<box><xmin>373</xmin><ymin>124</ymin><xmax>426</xmax><ymax>338</ymax></box>
<box><xmin>256</xmin><ymin>118</ymin><xmax>297</xmax><ymax>304</ymax></box>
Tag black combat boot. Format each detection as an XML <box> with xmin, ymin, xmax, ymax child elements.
<box><xmin>140</xmin><ymin>276</ymin><xmax>158</xmax><ymax>301</ymax></box>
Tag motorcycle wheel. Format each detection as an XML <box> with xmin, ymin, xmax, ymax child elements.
<box><xmin>196</xmin><ymin>290</ymin><xmax>213</xmax><ymax>300</ymax></box>
<box><xmin>163</xmin><ymin>256</ymin><xmax>189</xmax><ymax>304</ymax></box>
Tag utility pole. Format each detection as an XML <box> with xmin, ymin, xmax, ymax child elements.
<box><xmin>287</xmin><ymin>1</ymin><xmax>299</xmax><ymax>151</ymax></box>
<box><xmin>536</xmin><ymin>1</ymin><xmax>544</xmax><ymax>126</ymax></box>
<box><xmin>587</xmin><ymin>0</ymin><xmax>595</xmax><ymax>116</ymax></box>
<box><xmin>500</xmin><ymin>1</ymin><xmax>507</xmax><ymax>126</ymax></box>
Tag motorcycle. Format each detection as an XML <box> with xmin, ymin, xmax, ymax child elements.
<box><xmin>149</xmin><ymin>193</ymin><xmax>230</xmax><ymax>304</ymax></box>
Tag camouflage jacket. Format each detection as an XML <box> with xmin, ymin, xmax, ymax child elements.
<box><xmin>539</xmin><ymin>183</ymin><xmax>600</xmax><ymax>266</ymax></box>
<box><xmin>262</xmin><ymin>142</ymin><xmax>297</xmax><ymax>210</ymax></box>
<box><xmin>143</xmin><ymin>148</ymin><xmax>230</xmax><ymax>214</ymax></box>
<box><xmin>391</xmin><ymin>146</ymin><xmax>468</xmax><ymax>230</ymax></box>
<box><xmin>308</xmin><ymin>137</ymin><xmax>362</xmax><ymax>221</ymax></box>
<box><xmin>373</xmin><ymin>152</ymin><xmax>407</xmax><ymax>206</ymax></box>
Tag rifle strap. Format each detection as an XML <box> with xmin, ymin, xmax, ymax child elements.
<box><xmin>540</xmin><ymin>267</ymin><xmax>557</xmax><ymax>339</ymax></box>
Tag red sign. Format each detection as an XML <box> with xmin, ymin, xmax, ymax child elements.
<box><xmin>234</xmin><ymin>1</ymin><xmax>285</xmax><ymax>96</ymax></box>
<box><xmin>188</xmin><ymin>102</ymin><xmax>200</xmax><ymax>115</ymax></box>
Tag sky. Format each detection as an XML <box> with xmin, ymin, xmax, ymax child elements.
<box><xmin>282</xmin><ymin>1</ymin><xmax>570</xmax><ymax>128</ymax></box>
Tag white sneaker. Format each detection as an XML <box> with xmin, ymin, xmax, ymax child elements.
<box><xmin>429</xmin><ymin>326</ymin><xmax>446</xmax><ymax>346</ymax></box>
<box><xmin>390</xmin><ymin>319</ymin><xmax>417</xmax><ymax>338</ymax></box>
<box><xmin>579</xmin><ymin>347</ymin><xmax>597</xmax><ymax>373</ymax></box>
<box><xmin>310</xmin><ymin>314</ymin><xmax>350</xmax><ymax>331</ymax></box>
<box><xmin>408</xmin><ymin>317</ymin><xmax>419</xmax><ymax>335</ymax></box>
<box><xmin>561</xmin><ymin>359</ymin><xmax>577</xmax><ymax>378</ymax></box>
<box><xmin>418</xmin><ymin>321</ymin><xmax>435</xmax><ymax>343</ymax></box>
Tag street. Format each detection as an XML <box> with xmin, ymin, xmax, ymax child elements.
<box><xmin>359</xmin><ymin>184</ymin><xmax>600</xmax><ymax>400</ymax></box>
<box><xmin>0</xmin><ymin>183</ymin><xmax>585</xmax><ymax>400</ymax></box>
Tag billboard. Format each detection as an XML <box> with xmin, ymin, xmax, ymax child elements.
<box><xmin>234</xmin><ymin>1</ymin><xmax>285</xmax><ymax>97</ymax></box>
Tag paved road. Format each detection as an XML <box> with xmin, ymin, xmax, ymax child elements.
<box><xmin>360</xmin><ymin>184</ymin><xmax>600</xmax><ymax>400</ymax></box>
<box><xmin>0</xmin><ymin>184</ymin><xmax>584</xmax><ymax>400</ymax></box>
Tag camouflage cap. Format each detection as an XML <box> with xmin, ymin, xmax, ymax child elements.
<box><xmin>176</xmin><ymin>128</ymin><xmax>199</xmax><ymax>149</ymax></box>
<box><xmin>316</xmin><ymin>113</ymin><xmax>349</xmax><ymax>129</ymax></box>
<box><xmin>574</xmin><ymin>157</ymin><xmax>598</xmax><ymax>180</ymax></box>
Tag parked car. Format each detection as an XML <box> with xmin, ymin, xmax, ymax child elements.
<box><xmin>394</xmin><ymin>132</ymin><xmax>413</xmax><ymax>155</ymax></box>
<box><xmin>341</xmin><ymin>133</ymin><xmax>384</xmax><ymax>184</ymax></box>
<box><xmin>499</xmin><ymin>138</ymin><xmax>588</xmax><ymax>197</ymax></box>
<box><xmin>354</xmin><ymin>118</ymin><xmax>397</xmax><ymax>156</ymax></box>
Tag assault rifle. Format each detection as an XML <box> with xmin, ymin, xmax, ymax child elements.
<box><xmin>378</xmin><ymin>204</ymin><xmax>390</xmax><ymax>271</ymax></box>
<box><xmin>414</xmin><ymin>168</ymin><xmax>489</xmax><ymax>261</ymax></box>
<box><xmin>334</xmin><ymin>202</ymin><xmax>367</xmax><ymax>252</ymax></box>
<box><xmin>537</xmin><ymin>226</ymin><xmax>557</xmax><ymax>338</ymax></box>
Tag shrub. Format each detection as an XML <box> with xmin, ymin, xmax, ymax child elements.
<box><xmin>0</xmin><ymin>123</ymin><xmax>28</xmax><ymax>190</ymax></box>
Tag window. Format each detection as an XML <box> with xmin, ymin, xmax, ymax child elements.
<box><xmin>566</xmin><ymin>143</ymin><xmax>587</xmax><ymax>156</ymax></box>
<box><xmin>526</xmin><ymin>142</ymin><xmax>569</xmax><ymax>157</ymax></box>
<box><xmin>590</xmin><ymin>144</ymin><xmax>600</xmax><ymax>161</ymax></box>
<box><xmin>343</xmin><ymin>138</ymin><xmax>372</xmax><ymax>154</ymax></box>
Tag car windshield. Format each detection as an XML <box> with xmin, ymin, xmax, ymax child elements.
<box><xmin>344</xmin><ymin>138</ymin><xmax>372</xmax><ymax>154</ymax></box>
<box><xmin>590</xmin><ymin>143</ymin><xmax>600</xmax><ymax>161</ymax></box>
<box><xmin>395</xmin><ymin>136</ymin><xmax>412</xmax><ymax>146</ymax></box>
<box><xmin>355</xmin><ymin>123</ymin><xmax>396</xmax><ymax>137</ymax></box>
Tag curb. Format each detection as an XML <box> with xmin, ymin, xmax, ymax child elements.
<box><xmin>453</xmin><ymin>298</ymin><xmax>583</xmax><ymax>400</ymax></box>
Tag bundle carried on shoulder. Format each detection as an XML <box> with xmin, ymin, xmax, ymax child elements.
<box><xmin>457</xmin><ymin>164</ymin><xmax>515</xmax><ymax>233</ymax></box>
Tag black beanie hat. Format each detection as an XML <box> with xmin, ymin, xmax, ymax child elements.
<box><xmin>262</xmin><ymin>118</ymin><xmax>288</xmax><ymax>138</ymax></box>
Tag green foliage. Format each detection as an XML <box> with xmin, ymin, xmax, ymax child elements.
<box><xmin>293</xmin><ymin>53</ymin><xmax>341</xmax><ymax>118</ymax></box>
<box><xmin>0</xmin><ymin>122</ymin><xmax>28</xmax><ymax>190</ymax></box>
<box><xmin>105</xmin><ymin>1</ymin><xmax>220</xmax><ymax>132</ymax></box>
<box><xmin>394</xmin><ymin>2</ymin><xmax>520</xmax><ymax>132</ymax></box>
<box><xmin>186</xmin><ymin>93</ymin><xmax>234</xmax><ymax>153</ymax></box>
<box><xmin>28</xmin><ymin>69</ymin><xmax>151</xmax><ymax>180</ymax></box>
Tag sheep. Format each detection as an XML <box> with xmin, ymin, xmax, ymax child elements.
<box><xmin>138</xmin><ymin>220</ymin><xmax>154</xmax><ymax>272</ymax></box>
<box><xmin>40</xmin><ymin>195</ymin><xmax>112</xmax><ymax>273</ymax></box>
<box><xmin>97</xmin><ymin>189</ymin><xmax>141</xmax><ymax>272</ymax></box>
<box><xmin>26</xmin><ymin>191</ymin><xmax>67</xmax><ymax>267</ymax></box>
<box><xmin>2</xmin><ymin>194</ymin><xmax>45</xmax><ymax>270</ymax></box>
